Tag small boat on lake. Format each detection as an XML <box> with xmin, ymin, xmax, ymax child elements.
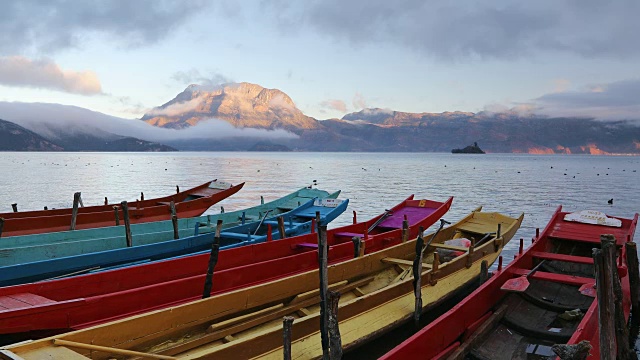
<box><xmin>0</xmin><ymin>207</ymin><xmax>523</xmax><ymax>360</ymax></box>
<box><xmin>0</xmin><ymin>187</ymin><xmax>340</xmax><ymax>267</ymax></box>
<box><xmin>0</xmin><ymin>179</ymin><xmax>244</xmax><ymax>237</ymax></box>
<box><xmin>0</xmin><ymin>197</ymin><xmax>349</xmax><ymax>287</ymax></box>
<box><xmin>0</xmin><ymin>196</ymin><xmax>451</xmax><ymax>341</ymax></box>
<box><xmin>381</xmin><ymin>207</ymin><xmax>638</xmax><ymax>360</ymax></box>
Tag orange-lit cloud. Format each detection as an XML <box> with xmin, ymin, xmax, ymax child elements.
<box><xmin>320</xmin><ymin>99</ymin><xmax>347</xmax><ymax>113</ymax></box>
<box><xmin>0</xmin><ymin>56</ymin><xmax>102</xmax><ymax>95</ymax></box>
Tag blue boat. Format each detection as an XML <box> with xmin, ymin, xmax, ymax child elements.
<box><xmin>0</xmin><ymin>187</ymin><xmax>340</xmax><ymax>267</ymax></box>
<box><xmin>0</xmin><ymin>198</ymin><xmax>348</xmax><ymax>287</ymax></box>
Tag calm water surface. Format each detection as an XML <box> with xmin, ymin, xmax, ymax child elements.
<box><xmin>0</xmin><ymin>152</ymin><xmax>639</xmax><ymax>353</ymax></box>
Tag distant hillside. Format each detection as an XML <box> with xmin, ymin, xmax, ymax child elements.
<box><xmin>141</xmin><ymin>82</ymin><xmax>320</xmax><ymax>133</ymax></box>
<box><xmin>0</xmin><ymin>119</ymin><xmax>63</xmax><ymax>151</ymax></box>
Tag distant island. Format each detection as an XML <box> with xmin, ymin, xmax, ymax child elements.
<box><xmin>452</xmin><ymin>142</ymin><xmax>485</xmax><ymax>154</ymax></box>
<box><xmin>248</xmin><ymin>142</ymin><xmax>292</xmax><ymax>152</ymax></box>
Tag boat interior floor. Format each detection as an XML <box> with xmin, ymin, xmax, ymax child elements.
<box><xmin>468</xmin><ymin>268</ymin><xmax>595</xmax><ymax>359</ymax></box>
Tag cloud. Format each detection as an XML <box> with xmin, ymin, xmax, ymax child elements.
<box><xmin>263</xmin><ymin>0</ymin><xmax>640</xmax><ymax>60</ymax></box>
<box><xmin>0</xmin><ymin>0</ymin><xmax>208</xmax><ymax>55</ymax></box>
<box><xmin>352</xmin><ymin>92</ymin><xmax>367</xmax><ymax>110</ymax></box>
<box><xmin>320</xmin><ymin>99</ymin><xmax>347</xmax><ymax>113</ymax></box>
<box><xmin>269</xmin><ymin>94</ymin><xmax>296</xmax><ymax>112</ymax></box>
<box><xmin>0</xmin><ymin>101</ymin><xmax>299</xmax><ymax>142</ymax></box>
<box><xmin>0</xmin><ymin>56</ymin><xmax>101</xmax><ymax>95</ymax></box>
<box><xmin>530</xmin><ymin>78</ymin><xmax>640</xmax><ymax>120</ymax></box>
<box><xmin>147</xmin><ymin>94</ymin><xmax>207</xmax><ymax>117</ymax></box>
<box><xmin>171</xmin><ymin>69</ymin><xmax>232</xmax><ymax>89</ymax></box>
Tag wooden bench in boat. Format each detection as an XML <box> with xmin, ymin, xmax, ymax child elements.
<box><xmin>381</xmin><ymin>257</ymin><xmax>433</xmax><ymax>269</ymax></box>
<box><xmin>334</xmin><ymin>231</ymin><xmax>364</xmax><ymax>239</ymax></box>
<box><xmin>429</xmin><ymin>243</ymin><xmax>470</xmax><ymax>252</ymax></box>
<box><xmin>531</xmin><ymin>251</ymin><xmax>594</xmax><ymax>265</ymax></box>
<box><xmin>294</xmin><ymin>243</ymin><xmax>318</xmax><ymax>249</ymax></box>
<box><xmin>510</xmin><ymin>269</ymin><xmax>594</xmax><ymax>286</ymax></box>
<box><xmin>549</xmin><ymin>220</ymin><xmax>632</xmax><ymax>245</ymax></box>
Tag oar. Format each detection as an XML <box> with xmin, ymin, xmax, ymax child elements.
<box><xmin>501</xmin><ymin>260</ymin><xmax>546</xmax><ymax>292</ymax></box>
<box><xmin>253</xmin><ymin>209</ymin><xmax>273</xmax><ymax>235</ymax></box>
<box><xmin>367</xmin><ymin>209</ymin><xmax>393</xmax><ymax>233</ymax></box>
<box><xmin>422</xmin><ymin>218</ymin><xmax>451</xmax><ymax>254</ymax></box>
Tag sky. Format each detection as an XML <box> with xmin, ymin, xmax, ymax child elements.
<box><xmin>0</xmin><ymin>0</ymin><xmax>639</xmax><ymax>122</ymax></box>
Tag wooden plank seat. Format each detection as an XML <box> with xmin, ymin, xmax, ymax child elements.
<box><xmin>531</xmin><ymin>251</ymin><xmax>594</xmax><ymax>265</ymax></box>
<box><xmin>334</xmin><ymin>232</ymin><xmax>364</xmax><ymax>239</ymax></box>
<box><xmin>262</xmin><ymin>220</ymin><xmax>303</xmax><ymax>228</ymax></box>
<box><xmin>429</xmin><ymin>243</ymin><xmax>470</xmax><ymax>252</ymax></box>
<box><xmin>510</xmin><ymin>269</ymin><xmax>594</xmax><ymax>286</ymax></box>
<box><xmin>294</xmin><ymin>243</ymin><xmax>318</xmax><ymax>249</ymax></box>
<box><xmin>381</xmin><ymin>257</ymin><xmax>433</xmax><ymax>269</ymax></box>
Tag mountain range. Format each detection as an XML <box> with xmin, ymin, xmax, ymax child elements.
<box><xmin>1</xmin><ymin>82</ymin><xmax>639</xmax><ymax>154</ymax></box>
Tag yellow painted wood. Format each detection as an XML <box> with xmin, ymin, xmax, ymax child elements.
<box><xmin>53</xmin><ymin>339</ymin><xmax>177</xmax><ymax>360</ymax></box>
<box><xmin>429</xmin><ymin>243</ymin><xmax>470</xmax><ymax>251</ymax></box>
<box><xmin>381</xmin><ymin>257</ymin><xmax>433</xmax><ymax>268</ymax></box>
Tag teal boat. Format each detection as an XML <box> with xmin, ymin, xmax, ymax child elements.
<box><xmin>0</xmin><ymin>197</ymin><xmax>348</xmax><ymax>287</ymax></box>
<box><xmin>0</xmin><ymin>187</ymin><xmax>339</xmax><ymax>267</ymax></box>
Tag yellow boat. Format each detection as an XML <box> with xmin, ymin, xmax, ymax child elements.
<box><xmin>0</xmin><ymin>209</ymin><xmax>523</xmax><ymax>360</ymax></box>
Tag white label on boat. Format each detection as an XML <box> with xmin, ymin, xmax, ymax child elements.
<box><xmin>564</xmin><ymin>210</ymin><xmax>622</xmax><ymax>227</ymax></box>
<box><xmin>209</xmin><ymin>181</ymin><xmax>233</xmax><ymax>190</ymax></box>
<box><xmin>314</xmin><ymin>198</ymin><xmax>344</xmax><ymax>207</ymax></box>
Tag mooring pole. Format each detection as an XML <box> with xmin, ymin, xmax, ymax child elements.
<box><xmin>277</xmin><ymin>216</ymin><xmax>286</xmax><ymax>239</ymax></box>
<box><xmin>11</xmin><ymin>203</ymin><xmax>17</xmax><ymax>212</ymax></box>
<box><xmin>402</xmin><ymin>215</ymin><xmax>409</xmax><ymax>243</ymax></box>
<box><xmin>412</xmin><ymin>233</ymin><xmax>425</xmax><ymax>327</ymax></box>
<box><xmin>318</xmin><ymin>221</ymin><xmax>330</xmax><ymax>359</ymax></box>
<box><xmin>626</xmin><ymin>242</ymin><xmax>640</xmax><ymax>325</ymax></box>
<box><xmin>170</xmin><ymin>201</ymin><xmax>179</xmax><ymax>240</ymax></box>
<box><xmin>202</xmin><ymin>220</ymin><xmax>223</xmax><ymax>299</ymax></box>
<box><xmin>113</xmin><ymin>206</ymin><xmax>120</xmax><ymax>226</ymax></box>
<box><xmin>602</xmin><ymin>235</ymin><xmax>632</xmax><ymax>360</ymax></box>
<box><xmin>283</xmin><ymin>316</ymin><xmax>294</xmax><ymax>360</ymax></box>
<box><xmin>121</xmin><ymin>201</ymin><xmax>132</xmax><ymax>247</ymax></box>
<box><xmin>327</xmin><ymin>290</ymin><xmax>343</xmax><ymax>359</ymax></box>
<box><xmin>70</xmin><ymin>192</ymin><xmax>81</xmax><ymax>230</ymax></box>
<box><xmin>593</xmin><ymin>243</ymin><xmax>616</xmax><ymax>359</ymax></box>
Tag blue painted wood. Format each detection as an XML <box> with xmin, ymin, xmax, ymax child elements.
<box><xmin>0</xmin><ymin>188</ymin><xmax>340</xmax><ymax>267</ymax></box>
<box><xmin>0</xmin><ymin>198</ymin><xmax>348</xmax><ymax>286</ymax></box>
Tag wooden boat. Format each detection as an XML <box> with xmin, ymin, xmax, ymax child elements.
<box><xmin>381</xmin><ymin>206</ymin><xmax>638</xmax><ymax>360</ymax></box>
<box><xmin>0</xmin><ymin>209</ymin><xmax>523</xmax><ymax>360</ymax></box>
<box><xmin>0</xmin><ymin>187</ymin><xmax>341</xmax><ymax>267</ymax></box>
<box><xmin>0</xmin><ymin>196</ymin><xmax>451</xmax><ymax>339</ymax></box>
<box><xmin>0</xmin><ymin>180</ymin><xmax>245</xmax><ymax>237</ymax></box>
<box><xmin>0</xmin><ymin>198</ymin><xmax>349</xmax><ymax>287</ymax></box>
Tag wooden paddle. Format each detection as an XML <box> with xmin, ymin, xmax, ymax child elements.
<box><xmin>367</xmin><ymin>209</ymin><xmax>393</xmax><ymax>233</ymax></box>
<box><xmin>501</xmin><ymin>260</ymin><xmax>546</xmax><ymax>292</ymax></box>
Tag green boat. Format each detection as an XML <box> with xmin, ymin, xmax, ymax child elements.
<box><xmin>0</xmin><ymin>187</ymin><xmax>339</xmax><ymax>267</ymax></box>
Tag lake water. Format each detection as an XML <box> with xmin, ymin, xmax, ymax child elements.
<box><xmin>1</xmin><ymin>152</ymin><xmax>639</xmax><ymax>354</ymax></box>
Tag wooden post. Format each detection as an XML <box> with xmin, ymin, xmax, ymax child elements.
<box><xmin>203</xmin><ymin>220</ymin><xmax>223</xmax><ymax>299</ymax></box>
<box><xmin>141</xmin><ymin>192</ymin><xmax>144</xmax><ymax>201</ymax></box>
<box><xmin>352</xmin><ymin>237</ymin><xmax>361</xmax><ymax>258</ymax></box>
<box><xmin>121</xmin><ymin>201</ymin><xmax>132</xmax><ymax>247</ymax></box>
<box><xmin>283</xmin><ymin>316</ymin><xmax>294</xmax><ymax>360</ymax></box>
<box><xmin>593</xmin><ymin>244</ymin><xmax>616</xmax><ymax>360</ymax></box>
<box><xmin>113</xmin><ymin>206</ymin><xmax>120</xmax><ymax>226</ymax></box>
<box><xmin>277</xmin><ymin>216</ymin><xmax>286</xmax><ymax>239</ymax></box>
<box><xmin>0</xmin><ymin>217</ymin><xmax>4</xmax><ymax>238</ymax></box>
<box><xmin>260</xmin><ymin>195</ymin><xmax>264</xmax><ymax>205</ymax></box>
<box><xmin>327</xmin><ymin>290</ymin><xmax>343</xmax><ymax>359</ymax></box>
<box><xmin>241</xmin><ymin>211</ymin><xmax>246</xmax><ymax>225</ymax></box>
<box><xmin>601</xmin><ymin>235</ymin><xmax>632</xmax><ymax>360</ymax></box>
<box><xmin>480</xmin><ymin>260</ymin><xmax>489</xmax><ymax>285</ymax></box>
<box><xmin>311</xmin><ymin>218</ymin><xmax>316</xmax><ymax>233</ymax></box>
<box><xmin>535</xmin><ymin>227</ymin><xmax>540</xmax><ymax>239</ymax></box>
<box><xmin>44</xmin><ymin>206</ymin><xmax>47</xmax><ymax>210</ymax></box>
<box><xmin>402</xmin><ymin>215</ymin><xmax>409</xmax><ymax>243</ymax></box>
<box><xmin>11</xmin><ymin>203</ymin><xmax>17</xmax><ymax>212</ymax></box>
<box><xmin>519</xmin><ymin>238</ymin><xmax>524</xmax><ymax>255</ymax></box>
<box><xmin>359</xmin><ymin>238</ymin><xmax>365</xmax><ymax>257</ymax></box>
<box><xmin>498</xmin><ymin>256</ymin><xmax>503</xmax><ymax>271</ymax></box>
<box><xmin>412</xmin><ymin>233</ymin><xmax>425</xmax><ymax>327</ymax></box>
<box><xmin>497</xmin><ymin>223</ymin><xmax>501</xmax><ymax>239</ymax></box>
<box><xmin>104</xmin><ymin>197</ymin><xmax>108</xmax><ymax>205</ymax></box>
<box><xmin>176</xmin><ymin>185</ymin><xmax>180</xmax><ymax>194</ymax></box>
<box><xmin>430</xmin><ymin>252</ymin><xmax>440</xmax><ymax>286</ymax></box>
<box><xmin>78</xmin><ymin>194</ymin><xmax>84</xmax><ymax>208</ymax></box>
<box><xmin>625</xmin><ymin>242</ymin><xmax>640</xmax><ymax>324</ymax></box>
<box><xmin>318</xmin><ymin>222</ymin><xmax>329</xmax><ymax>360</ymax></box>
<box><xmin>220</xmin><ymin>206</ymin><xmax>224</xmax><ymax>213</ymax></box>
<box><xmin>352</xmin><ymin>210</ymin><xmax>357</xmax><ymax>224</ymax></box>
<box><xmin>170</xmin><ymin>201</ymin><xmax>179</xmax><ymax>240</ymax></box>
<box><xmin>70</xmin><ymin>192</ymin><xmax>81</xmax><ymax>230</ymax></box>
<box><xmin>466</xmin><ymin>243</ymin><xmax>475</xmax><ymax>268</ymax></box>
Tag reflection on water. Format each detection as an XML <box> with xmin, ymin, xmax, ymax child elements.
<box><xmin>0</xmin><ymin>152</ymin><xmax>639</xmax><ymax>353</ymax></box>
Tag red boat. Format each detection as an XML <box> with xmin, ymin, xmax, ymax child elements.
<box><xmin>0</xmin><ymin>196</ymin><xmax>452</xmax><ymax>341</ymax></box>
<box><xmin>382</xmin><ymin>206</ymin><xmax>638</xmax><ymax>360</ymax></box>
<box><xmin>0</xmin><ymin>180</ymin><xmax>244</xmax><ymax>236</ymax></box>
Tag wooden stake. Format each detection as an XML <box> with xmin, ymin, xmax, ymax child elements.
<box><xmin>176</xmin><ymin>185</ymin><xmax>180</xmax><ymax>194</ymax></box>
<box><xmin>402</xmin><ymin>215</ymin><xmax>409</xmax><ymax>243</ymax></box>
<box><xmin>266</xmin><ymin>224</ymin><xmax>272</xmax><ymax>242</ymax></box>
<box><xmin>412</xmin><ymin>233</ymin><xmax>425</xmax><ymax>327</ymax></box>
<box><xmin>359</xmin><ymin>238</ymin><xmax>365</xmax><ymax>257</ymax></box>
<box><xmin>283</xmin><ymin>316</ymin><xmax>294</xmax><ymax>360</ymax></box>
<box><xmin>480</xmin><ymin>260</ymin><xmax>489</xmax><ymax>285</ymax></box>
<box><xmin>626</xmin><ymin>242</ymin><xmax>640</xmax><ymax>324</ymax></box>
<box><xmin>0</xmin><ymin>217</ymin><xmax>4</xmax><ymax>238</ymax></box>
<box><xmin>113</xmin><ymin>206</ymin><xmax>120</xmax><ymax>226</ymax></box>
<box><xmin>311</xmin><ymin>218</ymin><xmax>316</xmax><ymax>233</ymax></box>
<box><xmin>121</xmin><ymin>201</ymin><xmax>132</xmax><ymax>248</ymax></box>
<box><xmin>352</xmin><ymin>237</ymin><xmax>361</xmax><ymax>258</ymax></box>
<box><xmin>277</xmin><ymin>216</ymin><xmax>286</xmax><ymax>239</ymax></box>
<box><xmin>70</xmin><ymin>192</ymin><xmax>81</xmax><ymax>230</ymax></box>
<box><xmin>519</xmin><ymin>238</ymin><xmax>524</xmax><ymax>255</ymax></box>
<box><xmin>170</xmin><ymin>201</ymin><xmax>179</xmax><ymax>240</ymax></box>
<box><xmin>260</xmin><ymin>195</ymin><xmax>264</xmax><ymax>205</ymax></box>
<box><xmin>203</xmin><ymin>220</ymin><xmax>223</xmax><ymax>299</ymax></box>
<box><xmin>352</xmin><ymin>210</ymin><xmax>357</xmax><ymax>224</ymax></box>
<box><xmin>11</xmin><ymin>203</ymin><xmax>17</xmax><ymax>212</ymax></box>
<box><xmin>593</xmin><ymin>244</ymin><xmax>616</xmax><ymax>360</ymax></box>
<box><xmin>498</xmin><ymin>256</ymin><xmax>503</xmax><ymax>272</ymax></box>
<box><xmin>141</xmin><ymin>192</ymin><xmax>145</xmax><ymax>201</ymax></box>
<box><xmin>318</xmin><ymin>223</ymin><xmax>329</xmax><ymax>360</ymax></box>
<box><xmin>104</xmin><ymin>197</ymin><xmax>108</xmax><ymax>205</ymax></box>
<box><xmin>327</xmin><ymin>290</ymin><xmax>343</xmax><ymax>359</ymax></box>
<box><xmin>602</xmin><ymin>235</ymin><xmax>632</xmax><ymax>360</ymax></box>
<box><xmin>44</xmin><ymin>206</ymin><xmax>47</xmax><ymax>210</ymax></box>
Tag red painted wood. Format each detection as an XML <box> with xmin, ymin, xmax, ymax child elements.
<box><xmin>509</xmin><ymin>269</ymin><xmax>594</xmax><ymax>286</ymax></box>
<box><xmin>380</xmin><ymin>205</ymin><xmax>637</xmax><ymax>360</ymax></box>
<box><xmin>0</xmin><ymin>195</ymin><xmax>453</xmax><ymax>335</ymax></box>
<box><xmin>531</xmin><ymin>251</ymin><xmax>594</xmax><ymax>264</ymax></box>
<box><xmin>461</xmin><ymin>310</ymin><xmax>493</xmax><ymax>342</ymax></box>
<box><xmin>0</xmin><ymin>181</ymin><xmax>244</xmax><ymax>237</ymax></box>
